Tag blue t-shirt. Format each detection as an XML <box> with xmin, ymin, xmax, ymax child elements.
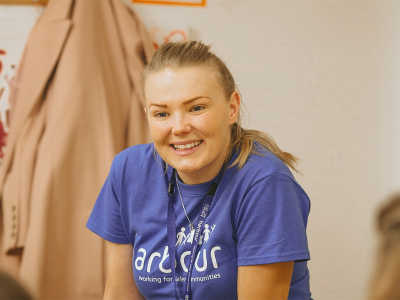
<box><xmin>87</xmin><ymin>143</ymin><xmax>313</xmax><ymax>300</ymax></box>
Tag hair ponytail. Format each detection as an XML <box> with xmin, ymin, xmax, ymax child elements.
<box><xmin>229</xmin><ymin>123</ymin><xmax>298</xmax><ymax>171</ymax></box>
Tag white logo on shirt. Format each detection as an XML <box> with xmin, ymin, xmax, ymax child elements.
<box><xmin>134</xmin><ymin>245</ymin><xmax>222</xmax><ymax>274</ymax></box>
<box><xmin>176</xmin><ymin>223</ymin><xmax>216</xmax><ymax>247</ymax></box>
<box><xmin>134</xmin><ymin>223</ymin><xmax>221</xmax><ymax>274</ymax></box>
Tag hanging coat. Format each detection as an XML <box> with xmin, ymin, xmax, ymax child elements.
<box><xmin>0</xmin><ymin>0</ymin><xmax>154</xmax><ymax>299</ymax></box>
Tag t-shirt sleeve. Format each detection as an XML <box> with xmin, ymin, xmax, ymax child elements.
<box><xmin>86</xmin><ymin>155</ymin><xmax>130</xmax><ymax>244</ymax></box>
<box><xmin>235</xmin><ymin>173</ymin><xmax>311</xmax><ymax>266</ymax></box>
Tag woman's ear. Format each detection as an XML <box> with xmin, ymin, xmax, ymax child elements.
<box><xmin>144</xmin><ymin>105</ymin><xmax>150</xmax><ymax>121</ymax></box>
<box><xmin>228</xmin><ymin>91</ymin><xmax>241</xmax><ymax>124</ymax></box>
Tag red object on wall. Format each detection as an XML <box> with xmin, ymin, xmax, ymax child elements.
<box><xmin>0</xmin><ymin>122</ymin><xmax>6</xmax><ymax>159</ymax></box>
<box><xmin>0</xmin><ymin>49</ymin><xmax>6</xmax><ymax>74</ymax></box>
<box><xmin>0</xmin><ymin>48</ymin><xmax>8</xmax><ymax>160</ymax></box>
<box><xmin>151</xmin><ymin>29</ymin><xmax>188</xmax><ymax>50</ymax></box>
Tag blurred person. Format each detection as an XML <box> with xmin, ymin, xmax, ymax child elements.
<box><xmin>0</xmin><ymin>271</ymin><xmax>32</xmax><ymax>300</ymax></box>
<box><xmin>368</xmin><ymin>193</ymin><xmax>400</xmax><ymax>300</ymax></box>
<box><xmin>87</xmin><ymin>41</ymin><xmax>313</xmax><ymax>300</ymax></box>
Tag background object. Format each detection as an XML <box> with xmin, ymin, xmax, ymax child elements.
<box><xmin>0</xmin><ymin>0</ymin><xmax>153</xmax><ymax>299</ymax></box>
<box><xmin>0</xmin><ymin>5</ymin><xmax>43</xmax><ymax>164</ymax></box>
<box><xmin>0</xmin><ymin>0</ymin><xmax>47</xmax><ymax>5</ymax></box>
<box><xmin>0</xmin><ymin>271</ymin><xmax>32</xmax><ymax>300</ymax></box>
<box><xmin>367</xmin><ymin>193</ymin><xmax>400</xmax><ymax>300</ymax></box>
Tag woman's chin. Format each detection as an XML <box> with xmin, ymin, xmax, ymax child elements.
<box><xmin>174</xmin><ymin>165</ymin><xmax>200</xmax><ymax>176</ymax></box>
<box><xmin>173</xmin><ymin>164</ymin><xmax>204</xmax><ymax>181</ymax></box>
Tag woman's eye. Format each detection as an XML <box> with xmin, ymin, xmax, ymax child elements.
<box><xmin>191</xmin><ymin>105</ymin><xmax>205</xmax><ymax>112</ymax></box>
<box><xmin>153</xmin><ymin>112</ymin><xmax>168</xmax><ymax>118</ymax></box>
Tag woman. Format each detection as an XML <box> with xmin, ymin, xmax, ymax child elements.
<box><xmin>87</xmin><ymin>41</ymin><xmax>312</xmax><ymax>300</ymax></box>
<box><xmin>368</xmin><ymin>193</ymin><xmax>400</xmax><ymax>300</ymax></box>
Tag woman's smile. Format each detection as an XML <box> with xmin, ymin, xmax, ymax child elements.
<box><xmin>170</xmin><ymin>140</ymin><xmax>204</xmax><ymax>156</ymax></box>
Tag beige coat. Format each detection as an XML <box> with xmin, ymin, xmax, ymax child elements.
<box><xmin>0</xmin><ymin>0</ymin><xmax>153</xmax><ymax>299</ymax></box>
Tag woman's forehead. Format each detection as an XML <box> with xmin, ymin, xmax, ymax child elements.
<box><xmin>144</xmin><ymin>66</ymin><xmax>223</xmax><ymax>104</ymax></box>
<box><xmin>145</xmin><ymin>66</ymin><xmax>218</xmax><ymax>85</ymax></box>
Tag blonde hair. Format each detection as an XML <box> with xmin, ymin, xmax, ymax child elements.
<box><xmin>145</xmin><ymin>41</ymin><xmax>297</xmax><ymax>171</ymax></box>
<box><xmin>368</xmin><ymin>193</ymin><xmax>400</xmax><ymax>300</ymax></box>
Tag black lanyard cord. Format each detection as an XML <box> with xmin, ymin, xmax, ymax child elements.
<box><xmin>165</xmin><ymin>166</ymin><xmax>224</xmax><ymax>300</ymax></box>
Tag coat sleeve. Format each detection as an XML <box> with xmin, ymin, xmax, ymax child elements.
<box><xmin>112</xmin><ymin>0</ymin><xmax>154</xmax><ymax>146</ymax></box>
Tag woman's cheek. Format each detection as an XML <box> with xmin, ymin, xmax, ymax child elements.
<box><xmin>203</xmin><ymin>112</ymin><xmax>228</xmax><ymax>133</ymax></box>
<box><xmin>196</xmin><ymin>112</ymin><xmax>218</xmax><ymax>129</ymax></box>
<box><xmin>149</xmin><ymin>122</ymin><xmax>168</xmax><ymax>141</ymax></box>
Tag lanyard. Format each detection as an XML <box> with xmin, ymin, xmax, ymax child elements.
<box><xmin>166</xmin><ymin>167</ymin><xmax>222</xmax><ymax>300</ymax></box>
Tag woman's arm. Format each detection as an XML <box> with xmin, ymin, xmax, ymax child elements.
<box><xmin>237</xmin><ymin>261</ymin><xmax>294</xmax><ymax>300</ymax></box>
<box><xmin>103</xmin><ymin>241</ymin><xmax>144</xmax><ymax>300</ymax></box>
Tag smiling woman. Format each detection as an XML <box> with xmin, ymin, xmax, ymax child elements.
<box><xmin>87</xmin><ymin>41</ymin><xmax>313</xmax><ymax>300</ymax></box>
<box><xmin>145</xmin><ymin>66</ymin><xmax>236</xmax><ymax>184</ymax></box>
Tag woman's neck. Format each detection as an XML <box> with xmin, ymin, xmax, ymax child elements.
<box><xmin>177</xmin><ymin>147</ymin><xmax>230</xmax><ymax>185</ymax></box>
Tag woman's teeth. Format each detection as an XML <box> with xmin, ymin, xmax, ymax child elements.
<box><xmin>173</xmin><ymin>141</ymin><xmax>202</xmax><ymax>150</ymax></box>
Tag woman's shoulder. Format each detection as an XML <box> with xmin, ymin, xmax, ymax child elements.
<box><xmin>111</xmin><ymin>143</ymin><xmax>158</xmax><ymax>172</ymax></box>
<box><xmin>115</xmin><ymin>143</ymin><xmax>154</xmax><ymax>162</ymax></box>
<box><xmin>224</xmin><ymin>146</ymin><xmax>296</xmax><ymax>196</ymax></box>
<box><xmin>228</xmin><ymin>145</ymin><xmax>310</xmax><ymax>213</ymax></box>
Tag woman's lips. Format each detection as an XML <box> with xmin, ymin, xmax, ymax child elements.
<box><xmin>170</xmin><ymin>140</ymin><xmax>203</xmax><ymax>156</ymax></box>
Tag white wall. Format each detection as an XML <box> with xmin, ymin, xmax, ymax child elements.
<box><xmin>130</xmin><ymin>1</ymin><xmax>399</xmax><ymax>299</ymax></box>
<box><xmin>0</xmin><ymin>6</ymin><xmax>42</xmax><ymax>67</ymax></box>
<box><xmin>0</xmin><ymin>5</ymin><xmax>43</xmax><ymax>140</ymax></box>
<box><xmin>1</xmin><ymin>1</ymin><xmax>399</xmax><ymax>299</ymax></box>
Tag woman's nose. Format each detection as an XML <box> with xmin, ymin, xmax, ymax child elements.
<box><xmin>171</xmin><ymin>114</ymin><xmax>191</xmax><ymax>135</ymax></box>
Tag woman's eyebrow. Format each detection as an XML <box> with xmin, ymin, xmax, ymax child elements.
<box><xmin>148</xmin><ymin>103</ymin><xmax>167</xmax><ymax>108</ymax></box>
<box><xmin>182</xmin><ymin>96</ymin><xmax>210</xmax><ymax>105</ymax></box>
<box><xmin>149</xmin><ymin>96</ymin><xmax>210</xmax><ymax>108</ymax></box>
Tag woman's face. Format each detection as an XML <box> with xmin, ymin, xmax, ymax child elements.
<box><xmin>145</xmin><ymin>66</ymin><xmax>240</xmax><ymax>184</ymax></box>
